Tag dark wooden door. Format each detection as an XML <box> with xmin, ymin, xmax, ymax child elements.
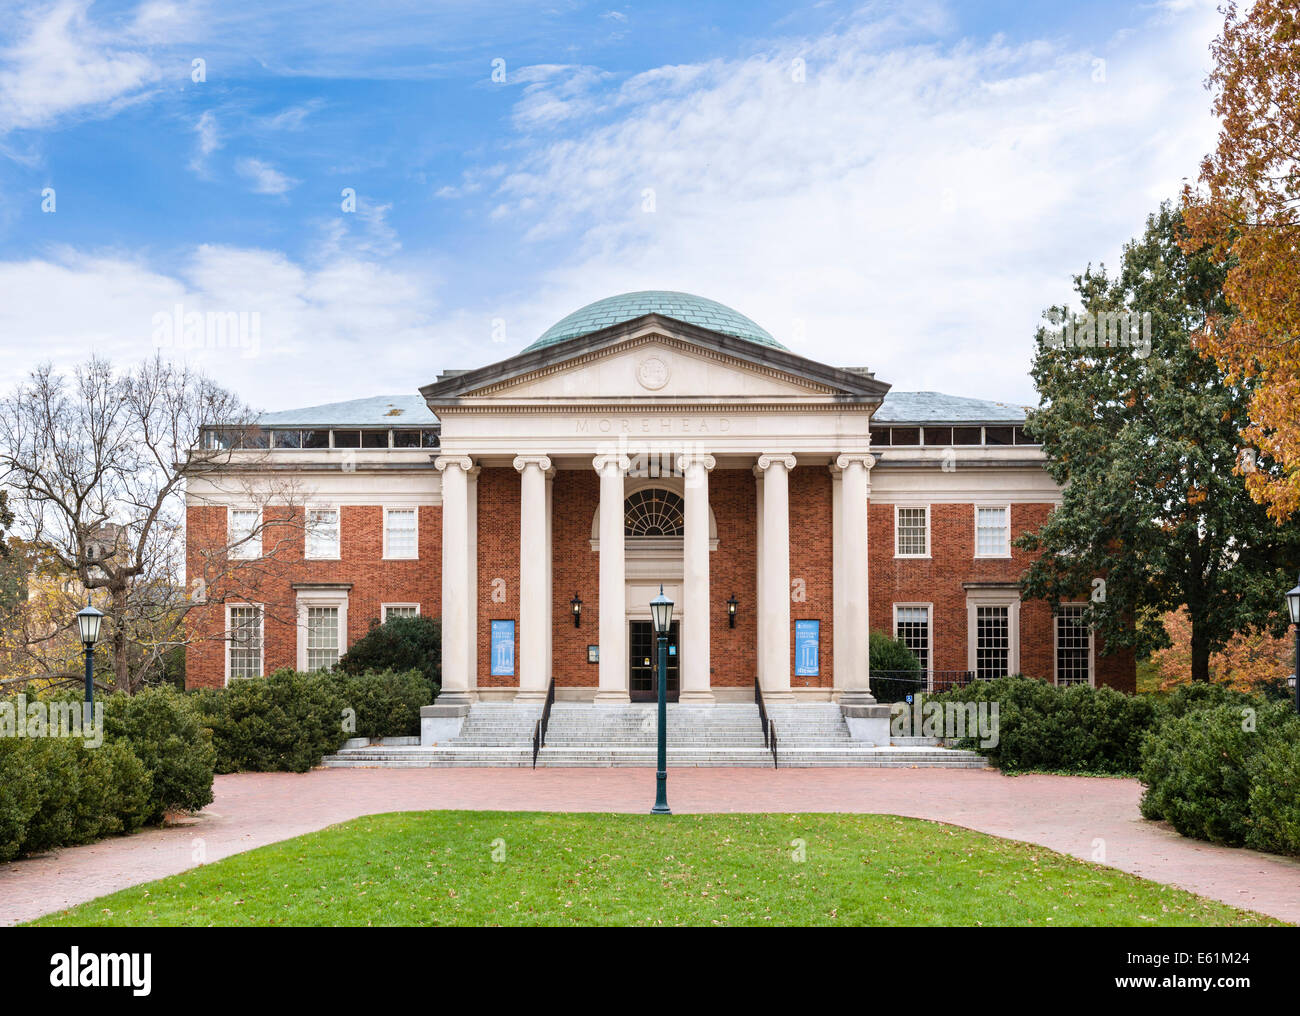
<box><xmin>629</xmin><ymin>620</ymin><xmax>679</xmax><ymax>702</ymax></box>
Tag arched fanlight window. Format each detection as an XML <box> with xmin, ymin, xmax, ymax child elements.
<box><xmin>624</xmin><ymin>488</ymin><xmax>685</xmax><ymax>537</ymax></box>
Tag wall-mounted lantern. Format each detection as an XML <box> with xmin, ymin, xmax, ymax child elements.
<box><xmin>727</xmin><ymin>593</ymin><xmax>739</xmax><ymax>629</ymax></box>
<box><xmin>571</xmin><ymin>593</ymin><xmax>583</xmax><ymax>628</ymax></box>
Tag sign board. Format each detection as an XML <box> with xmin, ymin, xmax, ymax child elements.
<box><xmin>490</xmin><ymin>620</ymin><xmax>515</xmax><ymax>676</ymax></box>
<box><xmin>794</xmin><ymin>619</ymin><xmax>820</xmax><ymax>677</ymax></box>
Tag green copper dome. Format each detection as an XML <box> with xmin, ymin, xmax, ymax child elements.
<box><xmin>523</xmin><ymin>291</ymin><xmax>786</xmax><ymax>352</ymax></box>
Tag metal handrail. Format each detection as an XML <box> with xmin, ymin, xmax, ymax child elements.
<box><xmin>769</xmin><ymin>721</ymin><xmax>778</xmax><ymax>769</ymax></box>
<box><xmin>754</xmin><ymin>674</ymin><xmax>770</xmax><ymax>747</ymax></box>
<box><xmin>531</xmin><ymin>676</ymin><xmax>556</xmax><ymax>769</ymax></box>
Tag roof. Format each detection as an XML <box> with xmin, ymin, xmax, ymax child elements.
<box><xmin>523</xmin><ymin>291</ymin><xmax>786</xmax><ymax>353</ymax></box>
<box><xmin>256</xmin><ymin>395</ymin><xmax>435</xmax><ymax>428</ymax></box>
<box><xmin>874</xmin><ymin>391</ymin><xmax>1028</xmax><ymax>424</ymax></box>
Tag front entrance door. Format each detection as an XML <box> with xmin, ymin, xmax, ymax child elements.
<box><xmin>629</xmin><ymin>620</ymin><xmax>680</xmax><ymax>702</ymax></box>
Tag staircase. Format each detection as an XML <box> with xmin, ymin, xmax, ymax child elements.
<box><xmin>323</xmin><ymin>700</ymin><xmax>987</xmax><ymax>768</ymax></box>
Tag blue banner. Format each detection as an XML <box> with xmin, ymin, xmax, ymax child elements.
<box><xmin>490</xmin><ymin>620</ymin><xmax>515</xmax><ymax>676</ymax></box>
<box><xmin>794</xmin><ymin>620</ymin><xmax>820</xmax><ymax>677</ymax></box>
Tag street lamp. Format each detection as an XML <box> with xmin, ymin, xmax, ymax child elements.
<box><xmin>1286</xmin><ymin>574</ymin><xmax>1300</xmax><ymax>713</ymax></box>
<box><xmin>649</xmin><ymin>585</ymin><xmax>674</xmax><ymax>815</ymax></box>
<box><xmin>75</xmin><ymin>599</ymin><xmax>104</xmax><ymax>706</ymax></box>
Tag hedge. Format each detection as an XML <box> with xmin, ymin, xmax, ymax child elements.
<box><xmin>337</xmin><ymin>615</ymin><xmax>441</xmax><ymax>701</ymax></box>
<box><xmin>0</xmin><ymin>686</ymin><xmax>205</xmax><ymax>862</ymax></box>
<box><xmin>332</xmin><ymin>668</ymin><xmax>428</xmax><ymax>740</ymax></box>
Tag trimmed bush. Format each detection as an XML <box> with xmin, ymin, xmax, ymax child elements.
<box><xmin>337</xmin><ymin>615</ymin><xmax>441</xmax><ymax>701</ymax></box>
<box><xmin>868</xmin><ymin>630</ymin><xmax>921</xmax><ymax>703</ymax></box>
<box><xmin>332</xmin><ymin>668</ymin><xmax>428</xmax><ymax>739</ymax></box>
<box><xmin>0</xmin><ymin>736</ymin><xmax>42</xmax><ymax>862</ymax></box>
<box><xmin>1139</xmin><ymin>698</ymin><xmax>1298</xmax><ymax>847</ymax></box>
<box><xmin>72</xmin><ymin>740</ymin><xmax>151</xmax><ymax>843</ymax></box>
<box><xmin>1246</xmin><ymin>736</ymin><xmax>1300</xmax><ymax>856</ymax></box>
<box><xmin>102</xmin><ymin>686</ymin><xmax>216</xmax><ymax>823</ymax></box>
<box><xmin>195</xmin><ymin>668</ymin><xmax>348</xmax><ymax>773</ymax></box>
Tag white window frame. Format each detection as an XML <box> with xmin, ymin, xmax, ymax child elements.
<box><xmin>892</xmin><ymin>601</ymin><xmax>934</xmax><ymax>683</ymax></box>
<box><xmin>305</xmin><ymin>506</ymin><xmax>341</xmax><ymax>560</ymax></box>
<box><xmin>225</xmin><ymin>602</ymin><xmax>264</xmax><ymax>685</ymax></box>
<box><xmin>227</xmin><ymin>507</ymin><xmax>261</xmax><ymax>560</ymax></box>
<box><xmin>1054</xmin><ymin>603</ymin><xmax>1095</xmax><ymax>687</ymax></box>
<box><xmin>965</xmin><ymin>586</ymin><xmax>1021</xmax><ymax>677</ymax></box>
<box><xmin>974</xmin><ymin>503</ymin><xmax>1012</xmax><ymax>559</ymax></box>
<box><xmin>894</xmin><ymin>504</ymin><xmax>931</xmax><ymax>559</ymax></box>
<box><xmin>382</xmin><ymin>603</ymin><xmax>420</xmax><ymax>622</ymax></box>
<box><xmin>382</xmin><ymin>507</ymin><xmax>419</xmax><ymax>560</ymax></box>
<box><xmin>296</xmin><ymin>587</ymin><xmax>349</xmax><ymax>671</ymax></box>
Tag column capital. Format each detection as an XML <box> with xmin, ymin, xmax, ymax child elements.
<box><xmin>434</xmin><ymin>455</ymin><xmax>473</xmax><ymax>473</ymax></box>
<box><xmin>593</xmin><ymin>453</ymin><xmax>631</xmax><ymax>474</ymax></box>
<box><xmin>512</xmin><ymin>454</ymin><xmax>553</xmax><ymax>473</ymax></box>
<box><xmin>835</xmin><ymin>452</ymin><xmax>876</xmax><ymax>471</ymax></box>
<box><xmin>755</xmin><ymin>453</ymin><xmax>796</xmax><ymax>473</ymax></box>
<box><xmin>676</xmin><ymin>452</ymin><xmax>716</xmax><ymax>473</ymax></box>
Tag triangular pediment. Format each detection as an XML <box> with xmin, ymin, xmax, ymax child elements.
<box><xmin>420</xmin><ymin>314</ymin><xmax>888</xmax><ymax>409</ymax></box>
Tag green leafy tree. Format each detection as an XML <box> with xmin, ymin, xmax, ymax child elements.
<box><xmin>1019</xmin><ymin>203</ymin><xmax>1300</xmax><ymax>682</ymax></box>
<box><xmin>337</xmin><ymin>614</ymin><xmax>441</xmax><ymax>700</ymax></box>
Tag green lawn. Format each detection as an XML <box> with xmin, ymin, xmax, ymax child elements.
<box><xmin>30</xmin><ymin>811</ymin><xmax>1280</xmax><ymax>927</ymax></box>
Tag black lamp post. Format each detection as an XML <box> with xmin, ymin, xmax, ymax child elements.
<box><xmin>727</xmin><ymin>593</ymin><xmax>738</xmax><ymax>629</ymax></box>
<box><xmin>571</xmin><ymin>593</ymin><xmax>583</xmax><ymax>628</ymax></box>
<box><xmin>75</xmin><ymin>599</ymin><xmax>104</xmax><ymax>706</ymax></box>
<box><xmin>1286</xmin><ymin>574</ymin><xmax>1300</xmax><ymax>714</ymax></box>
<box><xmin>650</xmin><ymin>584</ymin><xmax>674</xmax><ymax>815</ymax></box>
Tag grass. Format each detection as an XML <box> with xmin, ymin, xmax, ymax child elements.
<box><xmin>29</xmin><ymin>811</ymin><xmax>1280</xmax><ymax>927</ymax></box>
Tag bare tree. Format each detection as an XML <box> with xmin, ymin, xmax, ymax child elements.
<box><xmin>0</xmin><ymin>355</ymin><xmax>306</xmax><ymax>692</ymax></box>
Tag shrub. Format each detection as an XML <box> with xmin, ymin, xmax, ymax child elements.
<box><xmin>195</xmin><ymin>669</ymin><xmax>348</xmax><ymax>773</ymax></box>
<box><xmin>332</xmin><ymin>669</ymin><xmax>428</xmax><ymax>739</ymax></box>
<box><xmin>868</xmin><ymin>630</ymin><xmax>921</xmax><ymax>703</ymax></box>
<box><xmin>71</xmin><ymin>740</ymin><xmax>151</xmax><ymax>843</ymax></box>
<box><xmin>1139</xmin><ymin>699</ymin><xmax>1297</xmax><ymax>845</ymax></box>
<box><xmin>926</xmin><ymin>675</ymin><xmax>1157</xmax><ymax>775</ymax></box>
<box><xmin>1246</xmin><ymin>736</ymin><xmax>1300</xmax><ymax>856</ymax></box>
<box><xmin>338</xmin><ymin>615</ymin><xmax>441</xmax><ymax>701</ymax></box>
<box><xmin>0</xmin><ymin>736</ymin><xmax>42</xmax><ymax>862</ymax></box>
<box><xmin>102</xmin><ymin>686</ymin><xmax>216</xmax><ymax>822</ymax></box>
<box><xmin>19</xmin><ymin>737</ymin><xmax>82</xmax><ymax>854</ymax></box>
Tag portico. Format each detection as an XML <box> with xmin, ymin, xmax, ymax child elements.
<box><xmin>422</xmin><ymin>300</ymin><xmax>889</xmax><ymax>707</ymax></box>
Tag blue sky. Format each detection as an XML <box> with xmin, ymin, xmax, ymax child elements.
<box><xmin>0</xmin><ymin>0</ymin><xmax>1223</xmax><ymax>410</ymax></box>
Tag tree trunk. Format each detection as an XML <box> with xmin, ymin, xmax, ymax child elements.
<box><xmin>1190</xmin><ymin>624</ymin><xmax>1212</xmax><ymax>683</ymax></box>
<box><xmin>111</xmin><ymin>585</ymin><xmax>130</xmax><ymax>693</ymax></box>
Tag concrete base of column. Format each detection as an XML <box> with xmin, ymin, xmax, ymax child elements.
<box><xmin>593</xmin><ymin>690</ymin><xmax>631</xmax><ymax>704</ymax></box>
<box><xmin>678</xmin><ymin>689</ymin><xmax>716</xmax><ymax>705</ymax></box>
<box><xmin>836</xmin><ymin>690</ymin><xmax>878</xmax><ymax>706</ymax></box>
<box><xmin>433</xmin><ymin>691</ymin><xmax>476</xmax><ymax>707</ymax></box>
<box><xmin>513</xmin><ymin>690</ymin><xmax>547</xmax><ymax>703</ymax></box>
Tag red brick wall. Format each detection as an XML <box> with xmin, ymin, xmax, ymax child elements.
<box><xmin>552</xmin><ymin>469</ymin><xmax>599</xmax><ymax>688</ymax></box>
<box><xmin>788</xmin><ymin>466</ymin><xmax>834</xmax><ymax>688</ymax></box>
<box><xmin>867</xmin><ymin>500</ymin><xmax>1135</xmax><ymax>691</ymax></box>
<box><xmin>184</xmin><ymin>502</ymin><xmax>441</xmax><ymax>689</ymax></box>
<box><xmin>709</xmin><ymin>469</ymin><xmax>758</xmax><ymax>688</ymax></box>
<box><xmin>476</xmin><ymin>467</ymin><xmax>520</xmax><ymax>689</ymax></box>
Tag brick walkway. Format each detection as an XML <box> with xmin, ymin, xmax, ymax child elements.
<box><xmin>3</xmin><ymin>768</ymin><xmax>1298</xmax><ymax>925</ymax></box>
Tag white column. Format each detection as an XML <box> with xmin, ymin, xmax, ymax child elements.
<box><xmin>514</xmin><ymin>455</ymin><xmax>551</xmax><ymax>700</ymax></box>
<box><xmin>435</xmin><ymin>455</ymin><xmax>473</xmax><ymax>704</ymax></box>
<box><xmin>829</xmin><ymin>462</ymin><xmax>845</xmax><ymax>695</ymax></box>
<box><xmin>756</xmin><ymin>454</ymin><xmax>796</xmax><ymax>699</ymax></box>
<box><xmin>467</xmin><ymin>466</ymin><xmax>480</xmax><ymax>691</ymax></box>
<box><xmin>678</xmin><ymin>452</ymin><xmax>716</xmax><ymax>704</ymax></box>
<box><xmin>544</xmin><ymin>467</ymin><xmax>554</xmax><ymax>693</ymax></box>
<box><xmin>836</xmin><ymin>453</ymin><xmax>875</xmax><ymax>703</ymax></box>
<box><xmin>754</xmin><ymin>467</ymin><xmax>765</xmax><ymax>687</ymax></box>
<box><xmin>594</xmin><ymin>454</ymin><xmax>630</xmax><ymax>703</ymax></box>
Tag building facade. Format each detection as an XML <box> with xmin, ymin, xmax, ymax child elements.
<box><xmin>183</xmin><ymin>291</ymin><xmax>1134</xmax><ymax>713</ymax></box>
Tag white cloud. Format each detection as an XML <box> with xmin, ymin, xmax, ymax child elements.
<box><xmin>463</xmin><ymin>0</ymin><xmax>1224</xmax><ymax>405</ymax></box>
<box><xmin>188</xmin><ymin>108</ymin><xmax>221</xmax><ymax>175</ymax></box>
<box><xmin>0</xmin><ymin>0</ymin><xmax>163</xmax><ymax>133</ymax></box>
<box><xmin>235</xmin><ymin>156</ymin><xmax>298</xmax><ymax>195</ymax></box>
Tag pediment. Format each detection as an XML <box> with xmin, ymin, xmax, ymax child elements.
<box><xmin>421</xmin><ymin>315</ymin><xmax>888</xmax><ymax>409</ymax></box>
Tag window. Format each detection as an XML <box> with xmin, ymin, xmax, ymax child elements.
<box><xmin>306</xmin><ymin>508</ymin><xmax>340</xmax><ymax>559</ymax></box>
<box><xmin>889</xmin><ymin>427</ymin><xmax>920</xmax><ymax>446</ymax></box>
<box><xmin>1056</xmin><ymin>605</ymin><xmax>1092</xmax><ymax>686</ymax></box>
<box><xmin>228</xmin><ymin>508</ymin><xmax>261</xmax><ymax>560</ymax></box>
<box><xmin>624</xmin><ymin>488</ymin><xmax>685</xmax><ymax>537</ymax></box>
<box><xmin>952</xmin><ymin>427</ymin><xmax>982</xmax><ymax>445</ymax></box>
<box><xmin>923</xmin><ymin>426</ymin><xmax>952</xmax><ymax>446</ymax></box>
<box><xmin>384</xmin><ymin>508</ymin><xmax>418</xmax><ymax>559</ymax></box>
<box><xmin>895</xmin><ymin>506</ymin><xmax>929</xmax><ymax>557</ymax></box>
<box><xmin>894</xmin><ymin>605</ymin><xmax>931</xmax><ymax>674</ymax></box>
<box><xmin>306</xmin><ymin>606</ymin><xmax>340</xmax><ymax>671</ymax></box>
<box><xmin>975</xmin><ymin>505</ymin><xmax>1010</xmax><ymax>558</ymax></box>
<box><xmin>227</xmin><ymin>605</ymin><xmax>263</xmax><ymax>682</ymax></box>
<box><xmin>985</xmin><ymin>426</ymin><xmax>1014</xmax><ymax>445</ymax></box>
<box><xmin>975</xmin><ymin>605</ymin><xmax>1010</xmax><ymax>679</ymax></box>
<box><xmin>383</xmin><ymin>604</ymin><xmax>419</xmax><ymax>622</ymax></box>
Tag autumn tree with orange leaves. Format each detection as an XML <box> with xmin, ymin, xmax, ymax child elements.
<box><xmin>1182</xmin><ymin>0</ymin><xmax>1300</xmax><ymax>521</ymax></box>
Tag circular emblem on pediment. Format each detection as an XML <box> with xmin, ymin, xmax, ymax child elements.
<box><xmin>636</xmin><ymin>355</ymin><xmax>670</xmax><ymax>391</ymax></box>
